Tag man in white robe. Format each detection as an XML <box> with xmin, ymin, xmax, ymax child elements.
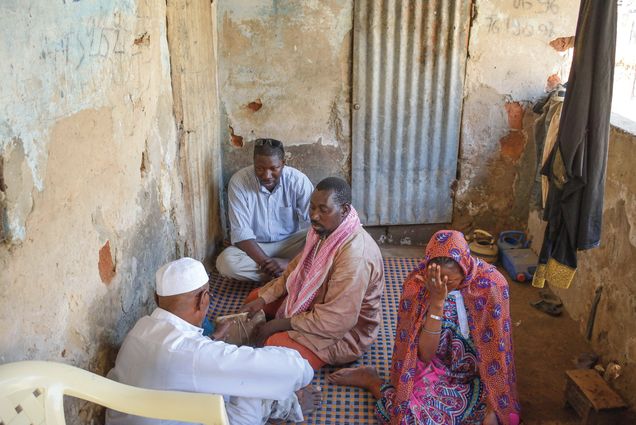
<box><xmin>106</xmin><ymin>257</ymin><xmax>319</xmax><ymax>425</ymax></box>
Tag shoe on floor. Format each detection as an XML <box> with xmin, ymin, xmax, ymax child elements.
<box><xmin>538</xmin><ymin>289</ymin><xmax>563</xmax><ymax>306</ymax></box>
<box><xmin>530</xmin><ymin>299</ymin><xmax>563</xmax><ymax>316</ymax></box>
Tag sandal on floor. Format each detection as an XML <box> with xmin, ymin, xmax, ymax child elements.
<box><xmin>538</xmin><ymin>289</ymin><xmax>563</xmax><ymax>306</ymax></box>
<box><xmin>530</xmin><ymin>299</ymin><xmax>563</xmax><ymax>316</ymax></box>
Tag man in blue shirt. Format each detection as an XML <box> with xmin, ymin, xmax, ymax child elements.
<box><xmin>216</xmin><ymin>139</ymin><xmax>314</xmax><ymax>282</ymax></box>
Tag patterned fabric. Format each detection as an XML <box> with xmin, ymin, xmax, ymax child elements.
<box><xmin>209</xmin><ymin>257</ymin><xmax>418</xmax><ymax>424</ymax></box>
<box><xmin>377</xmin><ymin>295</ymin><xmax>487</xmax><ymax>424</ymax></box>
<box><xmin>278</xmin><ymin>207</ymin><xmax>361</xmax><ymax>318</ymax></box>
<box><xmin>391</xmin><ymin>231</ymin><xmax>520</xmax><ymax>425</ymax></box>
<box><xmin>532</xmin><ymin>257</ymin><xmax>576</xmax><ymax>289</ymax></box>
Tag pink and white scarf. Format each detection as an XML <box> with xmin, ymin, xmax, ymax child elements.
<box><xmin>277</xmin><ymin>206</ymin><xmax>361</xmax><ymax>318</ymax></box>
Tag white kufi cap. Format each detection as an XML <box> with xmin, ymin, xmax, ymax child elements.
<box><xmin>156</xmin><ymin>257</ymin><xmax>209</xmax><ymax>296</ymax></box>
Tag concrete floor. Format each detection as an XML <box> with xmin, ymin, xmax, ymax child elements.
<box><xmin>379</xmin><ymin>245</ymin><xmax>590</xmax><ymax>424</ymax></box>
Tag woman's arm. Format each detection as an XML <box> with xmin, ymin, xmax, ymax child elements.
<box><xmin>483</xmin><ymin>408</ymin><xmax>498</xmax><ymax>425</ymax></box>
<box><xmin>417</xmin><ymin>264</ymin><xmax>448</xmax><ymax>364</ymax></box>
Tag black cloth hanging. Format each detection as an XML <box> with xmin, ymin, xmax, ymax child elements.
<box><xmin>533</xmin><ymin>0</ymin><xmax>617</xmax><ymax>289</ymax></box>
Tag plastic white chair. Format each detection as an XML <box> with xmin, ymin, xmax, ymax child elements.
<box><xmin>0</xmin><ymin>361</ymin><xmax>229</xmax><ymax>425</ymax></box>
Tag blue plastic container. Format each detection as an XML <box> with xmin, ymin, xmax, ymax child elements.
<box><xmin>497</xmin><ymin>231</ymin><xmax>538</xmax><ymax>282</ymax></box>
<box><xmin>497</xmin><ymin>231</ymin><xmax>530</xmax><ymax>251</ymax></box>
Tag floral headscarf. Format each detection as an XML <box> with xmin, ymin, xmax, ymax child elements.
<box><xmin>390</xmin><ymin>230</ymin><xmax>520</xmax><ymax>425</ymax></box>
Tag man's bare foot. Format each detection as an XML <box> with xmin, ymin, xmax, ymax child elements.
<box><xmin>295</xmin><ymin>384</ymin><xmax>322</xmax><ymax>416</ymax></box>
<box><xmin>327</xmin><ymin>366</ymin><xmax>384</xmax><ymax>399</ymax></box>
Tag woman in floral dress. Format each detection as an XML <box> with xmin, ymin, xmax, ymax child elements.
<box><xmin>328</xmin><ymin>230</ymin><xmax>521</xmax><ymax>425</ymax></box>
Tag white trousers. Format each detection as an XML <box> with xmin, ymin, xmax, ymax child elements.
<box><xmin>226</xmin><ymin>393</ymin><xmax>304</xmax><ymax>425</ymax></box>
<box><xmin>215</xmin><ymin>230</ymin><xmax>307</xmax><ymax>282</ymax></box>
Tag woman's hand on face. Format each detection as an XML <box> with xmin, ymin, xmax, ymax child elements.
<box><xmin>421</xmin><ymin>264</ymin><xmax>448</xmax><ymax>306</ymax></box>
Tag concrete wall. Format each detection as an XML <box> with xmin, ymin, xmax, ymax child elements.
<box><xmin>0</xmin><ymin>1</ymin><xmax>219</xmax><ymax>423</ymax></box>
<box><xmin>454</xmin><ymin>0</ymin><xmax>578</xmax><ymax>236</ymax></box>
<box><xmin>612</xmin><ymin>3</ymin><xmax>636</xmax><ymax>120</ymax></box>
<box><xmin>216</xmin><ymin>0</ymin><xmax>353</xmax><ymax>239</ymax></box>
<box><xmin>217</xmin><ymin>0</ymin><xmax>352</xmax><ymax>190</ymax></box>
<box><xmin>216</xmin><ymin>0</ymin><xmax>579</xmax><ymax>244</ymax></box>
<box><xmin>528</xmin><ymin>122</ymin><xmax>636</xmax><ymax>410</ymax></box>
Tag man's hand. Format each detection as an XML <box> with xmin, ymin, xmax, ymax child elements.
<box><xmin>240</xmin><ymin>297</ymin><xmax>267</xmax><ymax>318</ymax></box>
<box><xmin>211</xmin><ymin>320</ymin><xmax>232</xmax><ymax>342</ymax></box>
<box><xmin>254</xmin><ymin>318</ymin><xmax>292</xmax><ymax>347</ymax></box>
<box><xmin>259</xmin><ymin>257</ymin><xmax>288</xmax><ymax>278</ymax></box>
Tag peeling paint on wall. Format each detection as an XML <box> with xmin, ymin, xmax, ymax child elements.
<box><xmin>0</xmin><ymin>138</ymin><xmax>34</xmax><ymax>243</ymax></box>
<box><xmin>454</xmin><ymin>0</ymin><xmax>579</xmax><ymax>233</ymax></box>
<box><xmin>0</xmin><ymin>2</ymin><xmax>202</xmax><ymax>424</ymax></box>
<box><xmin>229</xmin><ymin>125</ymin><xmax>244</xmax><ymax>148</ymax></box>
<box><xmin>98</xmin><ymin>240</ymin><xmax>116</xmax><ymax>285</ymax></box>
<box><xmin>246</xmin><ymin>98</ymin><xmax>262</xmax><ymax>112</ymax></box>
<box><xmin>217</xmin><ymin>0</ymin><xmax>353</xmax><ymax>188</ymax></box>
<box><xmin>2</xmin><ymin>2</ymin><xmax>138</xmax><ymax>189</ymax></box>
<box><xmin>0</xmin><ymin>0</ymin><xmax>168</xmax><ymax>244</ymax></box>
<box><xmin>217</xmin><ymin>0</ymin><xmax>579</xmax><ymax>240</ymax></box>
<box><xmin>549</xmin><ymin>35</ymin><xmax>575</xmax><ymax>51</ymax></box>
<box><xmin>499</xmin><ymin>102</ymin><xmax>527</xmax><ymax>163</ymax></box>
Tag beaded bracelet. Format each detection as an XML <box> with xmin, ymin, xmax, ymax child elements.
<box><xmin>421</xmin><ymin>327</ymin><xmax>441</xmax><ymax>335</ymax></box>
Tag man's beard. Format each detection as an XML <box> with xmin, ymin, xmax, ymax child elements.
<box><xmin>311</xmin><ymin>221</ymin><xmax>328</xmax><ymax>237</ymax></box>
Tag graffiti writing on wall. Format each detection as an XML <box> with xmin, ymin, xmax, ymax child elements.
<box><xmin>48</xmin><ymin>13</ymin><xmax>150</xmax><ymax>86</ymax></box>
<box><xmin>512</xmin><ymin>0</ymin><xmax>560</xmax><ymax>14</ymax></box>
<box><xmin>486</xmin><ymin>15</ymin><xmax>556</xmax><ymax>38</ymax></box>
<box><xmin>24</xmin><ymin>8</ymin><xmax>154</xmax><ymax>122</ymax></box>
<box><xmin>484</xmin><ymin>0</ymin><xmax>563</xmax><ymax>38</ymax></box>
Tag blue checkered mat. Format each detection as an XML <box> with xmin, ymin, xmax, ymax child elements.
<box><xmin>207</xmin><ymin>257</ymin><xmax>422</xmax><ymax>424</ymax></box>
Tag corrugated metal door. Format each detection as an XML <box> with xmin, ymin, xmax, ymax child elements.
<box><xmin>352</xmin><ymin>0</ymin><xmax>472</xmax><ymax>225</ymax></box>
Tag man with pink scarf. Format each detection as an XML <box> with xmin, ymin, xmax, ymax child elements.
<box><xmin>241</xmin><ymin>177</ymin><xmax>385</xmax><ymax>369</ymax></box>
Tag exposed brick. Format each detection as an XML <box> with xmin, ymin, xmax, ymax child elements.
<box><xmin>98</xmin><ymin>241</ymin><xmax>116</xmax><ymax>285</ymax></box>
<box><xmin>549</xmin><ymin>36</ymin><xmax>575</xmax><ymax>52</ymax></box>
<box><xmin>247</xmin><ymin>98</ymin><xmax>262</xmax><ymax>112</ymax></box>
<box><xmin>505</xmin><ymin>102</ymin><xmax>524</xmax><ymax>131</ymax></box>
<box><xmin>500</xmin><ymin>131</ymin><xmax>526</xmax><ymax>162</ymax></box>
<box><xmin>133</xmin><ymin>32</ymin><xmax>150</xmax><ymax>46</ymax></box>
<box><xmin>228</xmin><ymin>125</ymin><xmax>244</xmax><ymax>148</ymax></box>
